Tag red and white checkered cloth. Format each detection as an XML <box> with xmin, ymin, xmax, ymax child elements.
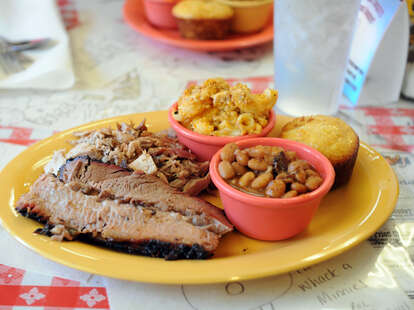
<box><xmin>0</xmin><ymin>264</ymin><xmax>109</xmax><ymax>309</ymax></box>
<box><xmin>0</xmin><ymin>126</ymin><xmax>57</xmax><ymax>146</ymax></box>
<box><xmin>342</xmin><ymin>105</ymin><xmax>414</xmax><ymax>152</ymax></box>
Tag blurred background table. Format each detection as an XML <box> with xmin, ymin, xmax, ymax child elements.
<box><xmin>0</xmin><ymin>0</ymin><xmax>413</xmax><ymax>309</ymax></box>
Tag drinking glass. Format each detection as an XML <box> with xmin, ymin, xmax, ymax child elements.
<box><xmin>274</xmin><ymin>0</ymin><xmax>361</xmax><ymax>116</ymax></box>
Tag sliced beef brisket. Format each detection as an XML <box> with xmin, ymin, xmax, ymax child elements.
<box><xmin>16</xmin><ymin>174</ymin><xmax>220</xmax><ymax>259</ymax></box>
<box><xmin>58</xmin><ymin>156</ymin><xmax>233</xmax><ymax>235</ymax></box>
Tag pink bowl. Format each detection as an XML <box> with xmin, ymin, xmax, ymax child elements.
<box><xmin>168</xmin><ymin>103</ymin><xmax>276</xmax><ymax>161</ymax></box>
<box><xmin>142</xmin><ymin>0</ymin><xmax>179</xmax><ymax>29</ymax></box>
<box><xmin>210</xmin><ymin>138</ymin><xmax>335</xmax><ymax>241</ymax></box>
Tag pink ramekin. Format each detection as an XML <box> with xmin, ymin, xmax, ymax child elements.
<box><xmin>168</xmin><ymin>102</ymin><xmax>276</xmax><ymax>161</ymax></box>
<box><xmin>143</xmin><ymin>0</ymin><xmax>179</xmax><ymax>29</ymax></box>
<box><xmin>210</xmin><ymin>137</ymin><xmax>335</xmax><ymax>241</ymax></box>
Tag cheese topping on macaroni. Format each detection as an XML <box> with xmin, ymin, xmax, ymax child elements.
<box><xmin>174</xmin><ymin>78</ymin><xmax>278</xmax><ymax>136</ymax></box>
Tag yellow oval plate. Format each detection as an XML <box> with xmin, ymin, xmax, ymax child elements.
<box><xmin>0</xmin><ymin>111</ymin><xmax>399</xmax><ymax>284</ymax></box>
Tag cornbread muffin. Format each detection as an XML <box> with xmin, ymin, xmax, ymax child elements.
<box><xmin>172</xmin><ymin>0</ymin><xmax>234</xmax><ymax>40</ymax></box>
<box><xmin>280</xmin><ymin>115</ymin><xmax>359</xmax><ymax>188</ymax></box>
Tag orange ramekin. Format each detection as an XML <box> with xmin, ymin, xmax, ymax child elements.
<box><xmin>210</xmin><ymin>137</ymin><xmax>335</xmax><ymax>241</ymax></box>
<box><xmin>143</xmin><ymin>0</ymin><xmax>179</xmax><ymax>29</ymax></box>
<box><xmin>168</xmin><ymin>102</ymin><xmax>276</xmax><ymax>161</ymax></box>
<box><xmin>216</xmin><ymin>0</ymin><xmax>273</xmax><ymax>33</ymax></box>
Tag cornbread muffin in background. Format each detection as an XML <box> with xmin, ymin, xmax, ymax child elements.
<box><xmin>172</xmin><ymin>0</ymin><xmax>234</xmax><ymax>40</ymax></box>
<box><xmin>280</xmin><ymin>115</ymin><xmax>359</xmax><ymax>189</ymax></box>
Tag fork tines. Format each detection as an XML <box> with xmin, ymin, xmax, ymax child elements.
<box><xmin>0</xmin><ymin>38</ymin><xmax>33</xmax><ymax>76</ymax></box>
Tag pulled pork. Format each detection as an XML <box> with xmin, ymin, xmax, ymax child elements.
<box><xmin>65</xmin><ymin>120</ymin><xmax>210</xmax><ymax>195</ymax></box>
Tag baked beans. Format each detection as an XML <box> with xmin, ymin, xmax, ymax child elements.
<box><xmin>218</xmin><ymin>143</ymin><xmax>323</xmax><ymax>198</ymax></box>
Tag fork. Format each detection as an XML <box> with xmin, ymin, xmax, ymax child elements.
<box><xmin>0</xmin><ymin>39</ymin><xmax>17</xmax><ymax>74</ymax></box>
<box><xmin>0</xmin><ymin>38</ymin><xmax>33</xmax><ymax>75</ymax></box>
<box><xmin>0</xmin><ymin>36</ymin><xmax>51</xmax><ymax>53</ymax></box>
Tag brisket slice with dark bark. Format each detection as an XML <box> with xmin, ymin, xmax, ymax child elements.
<box><xmin>58</xmin><ymin>156</ymin><xmax>233</xmax><ymax>235</ymax></box>
<box><xmin>16</xmin><ymin>174</ymin><xmax>221</xmax><ymax>260</ymax></box>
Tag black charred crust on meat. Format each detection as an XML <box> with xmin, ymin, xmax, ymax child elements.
<box><xmin>62</xmin><ymin>155</ymin><xmax>91</xmax><ymax>166</ymax></box>
<box><xmin>76</xmin><ymin>235</ymin><xmax>212</xmax><ymax>260</ymax></box>
<box><xmin>273</xmin><ymin>152</ymin><xmax>289</xmax><ymax>175</ymax></box>
<box><xmin>34</xmin><ymin>223</ymin><xmax>55</xmax><ymax>237</ymax></box>
<box><xmin>58</xmin><ymin>155</ymin><xmax>133</xmax><ymax>182</ymax></box>
<box><xmin>16</xmin><ymin>207</ymin><xmax>54</xmax><ymax>237</ymax></box>
<box><xmin>58</xmin><ymin>155</ymin><xmax>91</xmax><ymax>181</ymax></box>
<box><xmin>16</xmin><ymin>207</ymin><xmax>48</xmax><ymax>224</ymax></box>
<box><xmin>16</xmin><ymin>207</ymin><xmax>212</xmax><ymax>260</ymax></box>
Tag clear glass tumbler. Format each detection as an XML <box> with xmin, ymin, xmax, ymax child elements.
<box><xmin>274</xmin><ymin>0</ymin><xmax>361</xmax><ymax>116</ymax></box>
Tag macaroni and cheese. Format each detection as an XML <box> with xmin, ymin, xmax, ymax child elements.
<box><xmin>173</xmin><ymin>78</ymin><xmax>278</xmax><ymax>136</ymax></box>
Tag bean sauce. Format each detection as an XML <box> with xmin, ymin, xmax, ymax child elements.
<box><xmin>218</xmin><ymin>143</ymin><xmax>323</xmax><ymax>198</ymax></box>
